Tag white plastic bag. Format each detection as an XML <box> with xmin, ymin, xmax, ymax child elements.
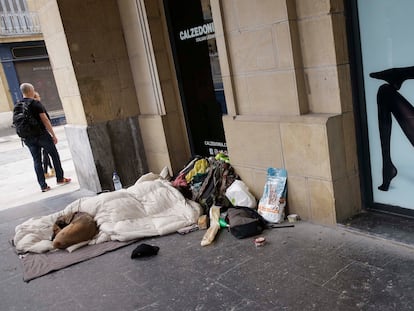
<box><xmin>225</xmin><ymin>180</ymin><xmax>257</xmax><ymax>208</ymax></box>
<box><xmin>258</xmin><ymin>168</ymin><xmax>287</xmax><ymax>223</ymax></box>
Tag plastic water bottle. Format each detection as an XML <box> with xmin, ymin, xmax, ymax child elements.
<box><xmin>112</xmin><ymin>171</ymin><xmax>122</xmax><ymax>191</ymax></box>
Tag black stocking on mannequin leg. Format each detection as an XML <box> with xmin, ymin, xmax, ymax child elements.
<box><xmin>371</xmin><ymin>66</ymin><xmax>414</xmax><ymax>191</ymax></box>
<box><xmin>376</xmin><ymin>84</ymin><xmax>414</xmax><ymax>191</ymax></box>
<box><xmin>377</xmin><ymin>84</ymin><xmax>397</xmax><ymax>191</ymax></box>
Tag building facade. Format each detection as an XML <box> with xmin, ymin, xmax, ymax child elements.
<box><xmin>25</xmin><ymin>0</ymin><xmax>408</xmax><ymax>225</ymax></box>
<box><xmin>0</xmin><ymin>0</ymin><xmax>64</xmax><ymax>124</ymax></box>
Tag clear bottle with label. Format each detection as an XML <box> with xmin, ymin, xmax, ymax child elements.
<box><xmin>112</xmin><ymin>171</ymin><xmax>122</xmax><ymax>191</ymax></box>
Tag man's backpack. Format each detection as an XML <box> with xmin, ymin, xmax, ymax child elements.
<box><xmin>12</xmin><ymin>99</ymin><xmax>43</xmax><ymax>138</ymax></box>
<box><xmin>226</xmin><ymin>206</ymin><xmax>267</xmax><ymax>239</ymax></box>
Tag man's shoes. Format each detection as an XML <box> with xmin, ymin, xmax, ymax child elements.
<box><xmin>57</xmin><ymin>177</ymin><xmax>71</xmax><ymax>185</ymax></box>
<box><xmin>41</xmin><ymin>186</ymin><xmax>51</xmax><ymax>192</ymax></box>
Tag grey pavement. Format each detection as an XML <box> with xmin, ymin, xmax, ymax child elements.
<box><xmin>0</xmin><ymin>111</ymin><xmax>15</xmax><ymax>137</ymax></box>
<box><xmin>0</xmin><ymin>123</ymin><xmax>81</xmax><ymax>210</ymax></box>
<box><xmin>2</xmin><ymin>114</ymin><xmax>414</xmax><ymax>310</ymax></box>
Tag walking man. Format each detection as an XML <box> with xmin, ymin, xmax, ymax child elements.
<box><xmin>17</xmin><ymin>83</ymin><xmax>70</xmax><ymax>192</ymax></box>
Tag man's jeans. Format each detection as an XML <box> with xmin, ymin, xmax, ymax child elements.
<box><xmin>24</xmin><ymin>133</ymin><xmax>64</xmax><ymax>189</ymax></box>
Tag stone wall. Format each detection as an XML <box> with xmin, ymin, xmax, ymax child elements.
<box><xmin>210</xmin><ymin>0</ymin><xmax>360</xmax><ymax>224</ymax></box>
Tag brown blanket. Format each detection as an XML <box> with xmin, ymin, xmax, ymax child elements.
<box><xmin>19</xmin><ymin>240</ymin><xmax>137</xmax><ymax>282</ymax></box>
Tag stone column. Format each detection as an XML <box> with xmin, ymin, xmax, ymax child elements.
<box><xmin>210</xmin><ymin>0</ymin><xmax>361</xmax><ymax>224</ymax></box>
<box><xmin>35</xmin><ymin>0</ymin><xmax>148</xmax><ymax>192</ymax></box>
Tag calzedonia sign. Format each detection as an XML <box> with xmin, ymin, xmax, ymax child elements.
<box><xmin>179</xmin><ymin>22</ymin><xmax>215</xmax><ymax>42</ymax></box>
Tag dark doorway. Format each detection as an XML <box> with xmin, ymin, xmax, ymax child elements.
<box><xmin>15</xmin><ymin>59</ymin><xmax>62</xmax><ymax>113</ymax></box>
<box><xmin>164</xmin><ymin>0</ymin><xmax>227</xmax><ymax>157</ymax></box>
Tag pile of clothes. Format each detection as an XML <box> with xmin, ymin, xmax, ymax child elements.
<box><xmin>171</xmin><ymin>154</ymin><xmax>242</xmax><ymax>213</ymax></box>
<box><xmin>170</xmin><ymin>155</ymin><xmax>265</xmax><ymax>246</ymax></box>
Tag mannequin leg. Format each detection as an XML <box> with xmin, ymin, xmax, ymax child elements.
<box><xmin>376</xmin><ymin>84</ymin><xmax>414</xmax><ymax>191</ymax></box>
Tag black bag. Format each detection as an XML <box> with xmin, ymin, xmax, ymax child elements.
<box><xmin>12</xmin><ymin>99</ymin><xmax>43</xmax><ymax>138</ymax></box>
<box><xmin>226</xmin><ymin>206</ymin><xmax>267</xmax><ymax>239</ymax></box>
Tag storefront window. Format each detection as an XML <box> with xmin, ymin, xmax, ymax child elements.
<box><xmin>358</xmin><ymin>0</ymin><xmax>414</xmax><ymax>210</ymax></box>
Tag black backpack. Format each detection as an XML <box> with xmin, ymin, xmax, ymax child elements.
<box><xmin>226</xmin><ymin>206</ymin><xmax>267</xmax><ymax>239</ymax></box>
<box><xmin>12</xmin><ymin>99</ymin><xmax>43</xmax><ymax>138</ymax></box>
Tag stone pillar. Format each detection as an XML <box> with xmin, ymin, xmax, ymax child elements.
<box><xmin>117</xmin><ymin>0</ymin><xmax>191</xmax><ymax>174</ymax></box>
<box><xmin>36</xmin><ymin>0</ymin><xmax>148</xmax><ymax>192</ymax></box>
<box><xmin>211</xmin><ymin>0</ymin><xmax>361</xmax><ymax>224</ymax></box>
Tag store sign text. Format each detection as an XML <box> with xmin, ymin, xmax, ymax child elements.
<box><xmin>179</xmin><ymin>22</ymin><xmax>215</xmax><ymax>42</ymax></box>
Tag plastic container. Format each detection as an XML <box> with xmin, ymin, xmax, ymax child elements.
<box><xmin>287</xmin><ymin>214</ymin><xmax>300</xmax><ymax>222</ymax></box>
<box><xmin>254</xmin><ymin>236</ymin><xmax>266</xmax><ymax>247</ymax></box>
<box><xmin>219</xmin><ymin>218</ymin><xmax>229</xmax><ymax>228</ymax></box>
<box><xmin>112</xmin><ymin>171</ymin><xmax>123</xmax><ymax>191</ymax></box>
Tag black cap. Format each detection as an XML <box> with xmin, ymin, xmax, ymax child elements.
<box><xmin>131</xmin><ymin>243</ymin><xmax>160</xmax><ymax>259</ymax></box>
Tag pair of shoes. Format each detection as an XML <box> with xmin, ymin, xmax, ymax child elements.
<box><xmin>41</xmin><ymin>186</ymin><xmax>51</xmax><ymax>192</ymax></box>
<box><xmin>57</xmin><ymin>177</ymin><xmax>71</xmax><ymax>185</ymax></box>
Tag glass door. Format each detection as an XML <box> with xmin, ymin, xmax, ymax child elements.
<box><xmin>164</xmin><ymin>0</ymin><xmax>227</xmax><ymax>157</ymax></box>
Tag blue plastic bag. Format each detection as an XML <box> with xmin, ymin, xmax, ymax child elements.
<box><xmin>258</xmin><ymin>168</ymin><xmax>287</xmax><ymax>223</ymax></box>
